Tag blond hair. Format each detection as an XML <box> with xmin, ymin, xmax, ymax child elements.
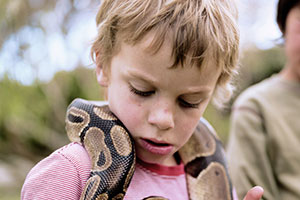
<box><xmin>91</xmin><ymin>0</ymin><xmax>240</xmax><ymax>107</ymax></box>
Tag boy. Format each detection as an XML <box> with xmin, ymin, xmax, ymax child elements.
<box><xmin>227</xmin><ymin>0</ymin><xmax>300</xmax><ymax>199</ymax></box>
<box><xmin>22</xmin><ymin>0</ymin><xmax>263</xmax><ymax>199</ymax></box>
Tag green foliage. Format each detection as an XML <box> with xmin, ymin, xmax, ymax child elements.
<box><xmin>0</xmin><ymin>67</ymin><xmax>103</xmax><ymax>162</ymax></box>
<box><xmin>234</xmin><ymin>46</ymin><xmax>286</xmax><ymax>94</ymax></box>
<box><xmin>203</xmin><ymin>103</ymin><xmax>231</xmax><ymax>145</ymax></box>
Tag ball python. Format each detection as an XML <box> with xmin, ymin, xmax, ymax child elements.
<box><xmin>65</xmin><ymin>98</ymin><xmax>233</xmax><ymax>200</ymax></box>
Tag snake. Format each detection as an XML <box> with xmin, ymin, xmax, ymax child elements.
<box><xmin>65</xmin><ymin>98</ymin><xmax>233</xmax><ymax>200</ymax></box>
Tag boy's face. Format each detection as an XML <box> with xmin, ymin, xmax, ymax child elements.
<box><xmin>97</xmin><ymin>33</ymin><xmax>221</xmax><ymax>166</ymax></box>
<box><xmin>284</xmin><ymin>4</ymin><xmax>300</xmax><ymax>81</ymax></box>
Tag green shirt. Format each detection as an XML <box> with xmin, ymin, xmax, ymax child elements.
<box><xmin>227</xmin><ymin>74</ymin><xmax>300</xmax><ymax>200</ymax></box>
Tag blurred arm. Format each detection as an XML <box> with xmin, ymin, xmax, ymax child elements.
<box><xmin>227</xmin><ymin>105</ymin><xmax>279</xmax><ymax>200</ymax></box>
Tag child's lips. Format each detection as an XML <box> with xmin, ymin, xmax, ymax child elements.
<box><xmin>140</xmin><ymin>138</ymin><xmax>174</xmax><ymax>155</ymax></box>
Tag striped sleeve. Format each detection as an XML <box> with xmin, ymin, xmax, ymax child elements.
<box><xmin>21</xmin><ymin>142</ymin><xmax>91</xmax><ymax>200</ymax></box>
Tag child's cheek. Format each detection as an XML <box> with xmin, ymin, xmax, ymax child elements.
<box><xmin>118</xmin><ymin>96</ymin><xmax>145</xmax><ymax>136</ymax></box>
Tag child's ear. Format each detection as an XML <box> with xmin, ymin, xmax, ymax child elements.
<box><xmin>96</xmin><ymin>65</ymin><xmax>109</xmax><ymax>87</ymax></box>
<box><xmin>96</xmin><ymin>52</ymin><xmax>109</xmax><ymax>87</ymax></box>
<box><xmin>95</xmin><ymin>55</ymin><xmax>109</xmax><ymax>87</ymax></box>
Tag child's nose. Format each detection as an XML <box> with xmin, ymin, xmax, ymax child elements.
<box><xmin>148</xmin><ymin>101</ymin><xmax>175</xmax><ymax>130</ymax></box>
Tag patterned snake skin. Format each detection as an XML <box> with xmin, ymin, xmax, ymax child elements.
<box><xmin>65</xmin><ymin>98</ymin><xmax>233</xmax><ymax>200</ymax></box>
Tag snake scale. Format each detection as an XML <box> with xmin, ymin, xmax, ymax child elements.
<box><xmin>65</xmin><ymin>98</ymin><xmax>233</xmax><ymax>200</ymax></box>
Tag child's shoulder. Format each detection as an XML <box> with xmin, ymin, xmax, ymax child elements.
<box><xmin>55</xmin><ymin>142</ymin><xmax>91</xmax><ymax>166</ymax></box>
<box><xmin>21</xmin><ymin>142</ymin><xmax>91</xmax><ymax>199</ymax></box>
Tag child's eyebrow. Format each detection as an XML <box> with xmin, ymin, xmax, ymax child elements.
<box><xmin>126</xmin><ymin>70</ymin><xmax>158</xmax><ymax>85</ymax></box>
<box><xmin>178</xmin><ymin>84</ymin><xmax>214</xmax><ymax>95</ymax></box>
<box><xmin>181</xmin><ymin>90</ymin><xmax>211</xmax><ymax>98</ymax></box>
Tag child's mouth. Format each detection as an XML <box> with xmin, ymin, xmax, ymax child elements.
<box><xmin>146</xmin><ymin>139</ymin><xmax>169</xmax><ymax>146</ymax></box>
<box><xmin>140</xmin><ymin>138</ymin><xmax>174</xmax><ymax>155</ymax></box>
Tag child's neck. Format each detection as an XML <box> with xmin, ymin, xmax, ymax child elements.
<box><xmin>138</xmin><ymin>153</ymin><xmax>182</xmax><ymax>167</ymax></box>
<box><xmin>165</xmin><ymin>155</ymin><xmax>178</xmax><ymax>166</ymax></box>
<box><xmin>165</xmin><ymin>152</ymin><xmax>182</xmax><ymax>166</ymax></box>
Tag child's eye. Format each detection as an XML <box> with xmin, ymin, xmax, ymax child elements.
<box><xmin>130</xmin><ymin>85</ymin><xmax>154</xmax><ymax>97</ymax></box>
<box><xmin>178</xmin><ymin>98</ymin><xmax>200</xmax><ymax>109</ymax></box>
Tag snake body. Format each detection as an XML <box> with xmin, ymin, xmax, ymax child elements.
<box><xmin>65</xmin><ymin>98</ymin><xmax>233</xmax><ymax>200</ymax></box>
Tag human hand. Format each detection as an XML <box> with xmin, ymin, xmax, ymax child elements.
<box><xmin>243</xmin><ymin>186</ymin><xmax>264</xmax><ymax>200</ymax></box>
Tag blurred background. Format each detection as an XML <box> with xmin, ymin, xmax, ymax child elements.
<box><xmin>0</xmin><ymin>0</ymin><xmax>285</xmax><ymax>199</ymax></box>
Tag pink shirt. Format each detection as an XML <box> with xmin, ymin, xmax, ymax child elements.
<box><xmin>21</xmin><ymin>142</ymin><xmax>188</xmax><ymax>200</ymax></box>
<box><xmin>125</xmin><ymin>158</ymin><xmax>188</xmax><ymax>199</ymax></box>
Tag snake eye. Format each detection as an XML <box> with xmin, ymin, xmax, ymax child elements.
<box><xmin>68</xmin><ymin>113</ymin><xmax>84</xmax><ymax>123</ymax></box>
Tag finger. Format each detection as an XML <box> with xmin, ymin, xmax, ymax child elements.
<box><xmin>243</xmin><ymin>186</ymin><xmax>264</xmax><ymax>200</ymax></box>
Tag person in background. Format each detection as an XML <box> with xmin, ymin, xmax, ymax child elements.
<box><xmin>227</xmin><ymin>0</ymin><xmax>300</xmax><ymax>199</ymax></box>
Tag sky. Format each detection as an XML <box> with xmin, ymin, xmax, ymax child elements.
<box><xmin>238</xmin><ymin>0</ymin><xmax>282</xmax><ymax>49</ymax></box>
<box><xmin>0</xmin><ymin>0</ymin><xmax>282</xmax><ymax>85</ymax></box>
